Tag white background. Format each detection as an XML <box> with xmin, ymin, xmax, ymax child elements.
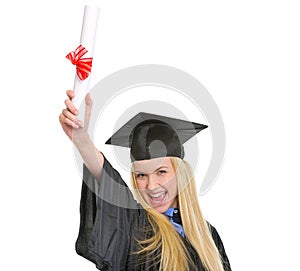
<box><xmin>1</xmin><ymin>0</ymin><xmax>299</xmax><ymax>270</ymax></box>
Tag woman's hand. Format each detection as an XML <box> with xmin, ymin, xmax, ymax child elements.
<box><xmin>59</xmin><ymin>90</ymin><xmax>104</xmax><ymax>179</ymax></box>
<box><xmin>59</xmin><ymin>90</ymin><xmax>93</xmax><ymax>146</ymax></box>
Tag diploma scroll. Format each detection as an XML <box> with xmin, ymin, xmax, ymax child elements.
<box><xmin>72</xmin><ymin>6</ymin><xmax>99</xmax><ymax>111</ymax></box>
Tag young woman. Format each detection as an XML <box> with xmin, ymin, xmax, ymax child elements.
<box><xmin>59</xmin><ymin>90</ymin><xmax>231</xmax><ymax>271</ymax></box>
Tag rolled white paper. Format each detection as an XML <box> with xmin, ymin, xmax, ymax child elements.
<box><xmin>72</xmin><ymin>5</ymin><xmax>99</xmax><ymax>110</ymax></box>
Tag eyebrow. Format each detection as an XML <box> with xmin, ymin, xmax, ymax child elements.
<box><xmin>155</xmin><ymin>166</ymin><xmax>168</xmax><ymax>171</ymax></box>
<box><xmin>134</xmin><ymin>166</ymin><xmax>169</xmax><ymax>174</ymax></box>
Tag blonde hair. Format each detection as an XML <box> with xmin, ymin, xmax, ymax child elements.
<box><xmin>131</xmin><ymin>157</ymin><xmax>225</xmax><ymax>271</ymax></box>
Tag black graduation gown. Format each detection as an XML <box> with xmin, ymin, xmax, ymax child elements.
<box><xmin>75</xmin><ymin>155</ymin><xmax>231</xmax><ymax>271</ymax></box>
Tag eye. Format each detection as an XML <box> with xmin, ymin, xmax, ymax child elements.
<box><xmin>157</xmin><ymin>170</ymin><xmax>167</xmax><ymax>175</ymax></box>
<box><xmin>136</xmin><ymin>173</ymin><xmax>147</xmax><ymax>179</ymax></box>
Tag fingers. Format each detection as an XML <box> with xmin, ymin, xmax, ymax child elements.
<box><xmin>85</xmin><ymin>93</ymin><xmax>93</xmax><ymax>106</ymax></box>
<box><xmin>64</xmin><ymin>98</ymin><xmax>78</xmax><ymax>116</ymax></box>
<box><xmin>60</xmin><ymin>90</ymin><xmax>92</xmax><ymax>130</ymax></box>
<box><xmin>66</xmin><ymin>89</ymin><xmax>75</xmax><ymax>100</ymax></box>
<box><xmin>60</xmin><ymin>109</ymin><xmax>82</xmax><ymax>128</ymax></box>
<box><xmin>84</xmin><ymin>93</ymin><xmax>93</xmax><ymax>127</ymax></box>
<box><xmin>65</xmin><ymin>90</ymin><xmax>78</xmax><ymax>113</ymax></box>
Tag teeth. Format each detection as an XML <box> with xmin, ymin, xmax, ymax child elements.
<box><xmin>149</xmin><ymin>191</ymin><xmax>165</xmax><ymax>198</ymax></box>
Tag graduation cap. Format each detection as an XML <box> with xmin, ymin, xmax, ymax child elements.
<box><xmin>105</xmin><ymin>112</ymin><xmax>208</xmax><ymax>161</ymax></box>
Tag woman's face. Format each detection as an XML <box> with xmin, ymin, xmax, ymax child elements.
<box><xmin>132</xmin><ymin>157</ymin><xmax>178</xmax><ymax>213</ymax></box>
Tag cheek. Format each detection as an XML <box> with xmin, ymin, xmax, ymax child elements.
<box><xmin>167</xmin><ymin>176</ymin><xmax>178</xmax><ymax>193</ymax></box>
<box><xmin>136</xmin><ymin>180</ymin><xmax>146</xmax><ymax>191</ymax></box>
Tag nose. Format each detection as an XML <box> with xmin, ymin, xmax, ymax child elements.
<box><xmin>146</xmin><ymin>173</ymin><xmax>159</xmax><ymax>190</ymax></box>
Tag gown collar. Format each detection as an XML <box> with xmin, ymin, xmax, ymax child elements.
<box><xmin>164</xmin><ymin>207</ymin><xmax>185</xmax><ymax>237</ymax></box>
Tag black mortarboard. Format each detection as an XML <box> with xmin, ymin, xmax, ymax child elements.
<box><xmin>105</xmin><ymin>112</ymin><xmax>208</xmax><ymax>161</ymax></box>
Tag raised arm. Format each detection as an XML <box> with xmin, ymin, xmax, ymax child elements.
<box><xmin>59</xmin><ymin>90</ymin><xmax>104</xmax><ymax>180</ymax></box>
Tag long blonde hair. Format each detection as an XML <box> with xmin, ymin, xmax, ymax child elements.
<box><xmin>131</xmin><ymin>157</ymin><xmax>225</xmax><ymax>271</ymax></box>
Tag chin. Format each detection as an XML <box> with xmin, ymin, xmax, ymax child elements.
<box><xmin>153</xmin><ymin>206</ymin><xmax>167</xmax><ymax>214</ymax></box>
<box><xmin>142</xmin><ymin>195</ymin><xmax>178</xmax><ymax>213</ymax></box>
<box><xmin>152</xmin><ymin>203</ymin><xmax>172</xmax><ymax>214</ymax></box>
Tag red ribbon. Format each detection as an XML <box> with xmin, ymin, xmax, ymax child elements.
<box><xmin>66</xmin><ymin>45</ymin><xmax>93</xmax><ymax>80</ymax></box>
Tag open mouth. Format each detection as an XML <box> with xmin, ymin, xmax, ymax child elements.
<box><xmin>148</xmin><ymin>191</ymin><xmax>167</xmax><ymax>205</ymax></box>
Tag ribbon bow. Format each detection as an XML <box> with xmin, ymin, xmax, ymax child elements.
<box><xmin>66</xmin><ymin>45</ymin><xmax>93</xmax><ymax>80</ymax></box>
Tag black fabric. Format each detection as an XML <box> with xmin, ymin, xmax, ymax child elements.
<box><xmin>130</xmin><ymin>120</ymin><xmax>184</xmax><ymax>161</ymax></box>
<box><xmin>105</xmin><ymin>112</ymin><xmax>208</xmax><ymax>161</ymax></box>
<box><xmin>75</xmin><ymin>155</ymin><xmax>231</xmax><ymax>271</ymax></box>
<box><xmin>172</xmin><ymin>208</ymin><xmax>182</xmax><ymax>224</ymax></box>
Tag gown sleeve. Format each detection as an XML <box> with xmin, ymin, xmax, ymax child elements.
<box><xmin>209</xmin><ymin>224</ymin><xmax>232</xmax><ymax>271</ymax></box>
<box><xmin>75</xmin><ymin>154</ymin><xmax>139</xmax><ymax>271</ymax></box>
